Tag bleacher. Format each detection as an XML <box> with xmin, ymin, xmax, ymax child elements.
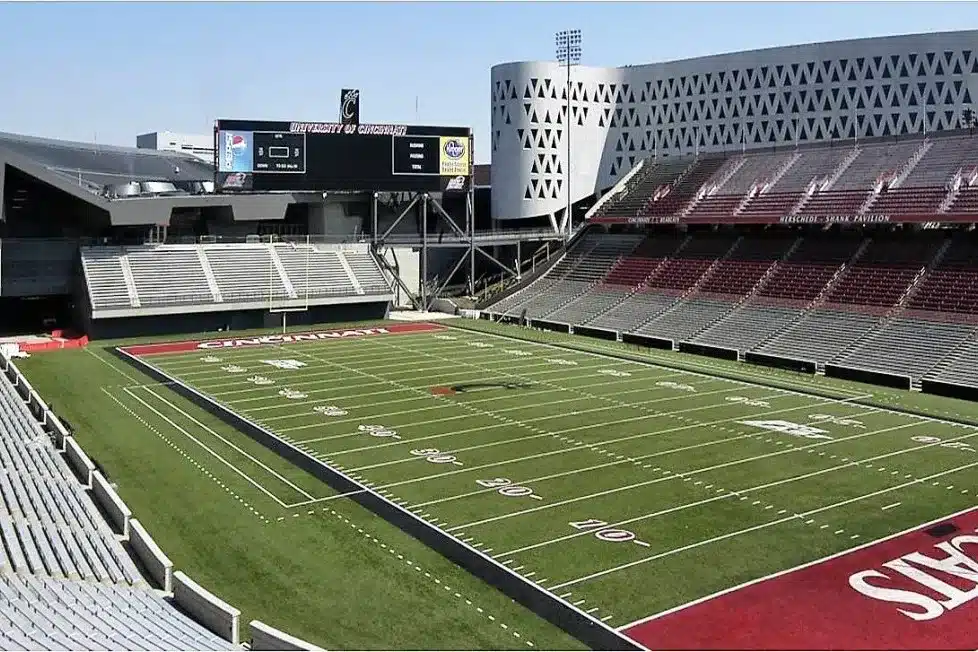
<box><xmin>0</xmin><ymin>362</ymin><xmax>232</xmax><ymax>650</ymax></box>
<box><xmin>488</xmin><ymin>130</ymin><xmax>978</xmax><ymax>387</ymax></box>
<box><xmin>79</xmin><ymin>243</ymin><xmax>392</xmax><ymax>315</ymax></box>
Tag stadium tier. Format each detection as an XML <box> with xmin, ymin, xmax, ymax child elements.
<box><xmin>75</xmin><ymin>243</ymin><xmax>393</xmax><ymax>333</ymax></box>
<box><xmin>0</xmin><ymin>360</ymin><xmax>233</xmax><ymax>650</ymax></box>
<box><xmin>588</xmin><ymin>130</ymin><xmax>978</xmax><ymax>225</ymax></box>
<box><xmin>486</xmin><ymin>227</ymin><xmax>978</xmax><ymax>385</ymax></box>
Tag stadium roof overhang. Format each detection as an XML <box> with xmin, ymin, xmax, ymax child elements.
<box><xmin>0</xmin><ymin>144</ymin><xmax>320</xmax><ymax>226</ymax></box>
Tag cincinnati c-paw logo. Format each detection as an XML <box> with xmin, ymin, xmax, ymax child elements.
<box><xmin>342</xmin><ymin>89</ymin><xmax>359</xmax><ymax>120</ymax></box>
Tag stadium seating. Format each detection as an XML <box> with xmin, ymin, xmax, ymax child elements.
<box><xmin>832</xmin><ymin>317</ymin><xmax>977</xmax><ymax>381</ymax></box>
<box><xmin>925</xmin><ymin>336</ymin><xmax>978</xmax><ymax>387</ymax></box>
<box><xmin>0</xmin><ymin>365</ymin><xmax>232</xmax><ymax>650</ymax></box>
<box><xmin>638</xmin><ymin>157</ymin><xmax>727</xmax><ymax>217</ymax></box>
<box><xmin>753</xmin><ymin>308</ymin><xmax>883</xmax><ymax>363</ymax></box>
<box><xmin>905</xmin><ymin>234</ymin><xmax>978</xmax><ymax>317</ymax></box>
<box><xmin>821</xmin><ymin>234</ymin><xmax>944</xmax><ymax>311</ymax></box>
<box><xmin>79</xmin><ymin>243</ymin><xmax>391</xmax><ymax>313</ymax></box>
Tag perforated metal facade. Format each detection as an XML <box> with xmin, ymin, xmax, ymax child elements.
<box><xmin>491</xmin><ymin>30</ymin><xmax>978</xmax><ymax>221</ymax></box>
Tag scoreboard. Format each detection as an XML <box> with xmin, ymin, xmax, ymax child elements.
<box><xmin>214</xmin><ymin>119</ymin><xmax>472</xmax><ymax>193</ymax></box>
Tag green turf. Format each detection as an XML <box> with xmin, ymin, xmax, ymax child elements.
<box><xmin>18</xmin><ymin>319</ymin><xmax>978</xmax><ymax>649</ymax></box>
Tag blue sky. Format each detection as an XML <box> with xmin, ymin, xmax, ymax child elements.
<box><xmin>2</xmin><ymin>1</ymin><xmax>978</xmax><ymax>163</ymax></box>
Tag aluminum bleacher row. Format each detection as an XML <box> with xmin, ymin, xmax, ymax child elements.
<box><xmin>592</xmin><ymin>130</ymin><xmax>978</xmax><ymax>224</ymax></box>
<box><xmin>0</xmin><ymin>360</ymin><xmax>233</xmax><ymax>650</ymax></box>
<box><xmin>80</xmin><ymin>243</ymin><xmax>392</xmax><ymax>314</ymax></box>
<box><xmin>487</xmin><ymin>229</ymin><xmax>978</xmax><ymax>386</ymax></box>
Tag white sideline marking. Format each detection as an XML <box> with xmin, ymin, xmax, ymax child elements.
<box><xmin>408</xmin><ymin>432</ymin><xmax>762</xmax><ymax>509</ymax></box>
<box><xmin>881</xmin><ymin>501</ymin><xmax>902</xmax><ymax>511</ymax></box>
<box><xmin>318</xmin><ymin>383</ymin><xmax>762</xmax><ymax>453</ymax></box>
<box><xmin>205</xmin><ymin>355</ymin><xmax>572</xmax><ymax>395</ymax></box>
<box><xmin>344</xmin><ymin>391</ymin><xmax>848</xmax><ymax>471</ymax></box>
<box><xmin>453</xmin><ymin>409</ymin><xmax>907</xmax><ymax>537</ymax></box>
<box><xmin>281</xmin><ymin>377</ymin><xmax>703</xmax><ymax>436</ymax></box>
<box><xmin>261</xmin><ymin>374</ymin><xmax>684</xmax><ymax>426</ymax></box>
<box><xmin>122</xmin><ymin>388</ymin><xmax>292</xmax><ymax>507</ymax></box>
<box><xmin>124</xmin><ymin>348</ymin><xmax>633</xmax><ymax>649</ymax></box>
<box><xmin>245</xmin><ymin>370</ymin><xmax>689</xmax><ymax>416</ymax></box>
<box><xmin>552</xmin><ymin>456</ymin><xmax>978</xmax><ymax>593</ymax></box>
<box><xmin>446</xmin><ymin>324</ymin><xmax>978</xmax><ymax>435</ymax></box>
<box><xmin>615</xmin><ymin>497</ymin><xmax>978</xmax><ymax>632</ymax></box>
<box><xmin>143</xmin><ymin>387</ymin><xmax>316</xmax><ymax>500</ymax></box>
<box><xmin>226</xmin><ymin>359</ymin><xmax>618</xmax><ymax>405</ymax></box>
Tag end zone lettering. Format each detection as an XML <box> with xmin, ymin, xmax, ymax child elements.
<box><xmin>197</xmin><ymin>328</ymin><xmax>391</xmax><ymax>349</ymax></box>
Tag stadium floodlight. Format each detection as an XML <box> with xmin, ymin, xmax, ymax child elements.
<box><xmin>556</xmin><ymin>29</ymin><xmax>582</xmax><ymax>237</ymax></box>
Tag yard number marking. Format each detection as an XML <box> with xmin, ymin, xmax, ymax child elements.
<box><xmin>411</xmin><ymin>448</ymin><xmax>464</xmax><ymax>466</ymax></box>
<box><xmin>912</xmin><ymin>435</ymin><xmax>976</xmax><ymax>453</ymax></box>
<box><xmin>314</xmin><ymin>405</ymin><xmax>348</xmax><ymax>417</ymax></box>
<box><xmin>476</xmin><ymin>477</ymin><xmax>544</xmax><ymax>501</ymax></box>
<box><xmin>598</xmin><ymin>369</ymin><xmax>632</xmax><ymax>377</ymax></box>
<box><xmin>810</xmin><ymin>414</ymin><xmax>865</xmax><ymax>428</ymax></box>
<box><xmin>657</xmin><ymin>381</ymin><xmax>696</xmax><ymax>392</ymax></box>
<box><xmin>358</xmin><ymin>424</ymin><xmax>400</xmax><ymax>439</ymax></box>
<box><xmin>569</xmin><ymin>519</ymin><xmax>649</xmax><ymax>547</ymax></box>
<box><xmin>726</xmin><ymin>396</ymin><xmax>770</xmax><ymax>407</ymax></box>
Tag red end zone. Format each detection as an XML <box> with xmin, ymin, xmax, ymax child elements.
<box><xmin>623</xmin><ymin>507</ymin><xmax>978</xmax><ymax>650</ymax></box>
<box><xmin>119</xmin><ymin>322</ymin><xmax>446</xmax><ymax>357</ymax></box>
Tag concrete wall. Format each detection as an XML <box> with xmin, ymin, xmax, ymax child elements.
<box><xmin>492</xmin><ymin>30</ymin><xmax>978</xmax><ymax>220</ymax></box>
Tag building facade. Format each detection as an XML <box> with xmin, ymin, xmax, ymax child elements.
<box><xmin>490</xmin><ymin>30</ymin><xmax>978</xmax><ymax>221</ymax></box>
<box><xmin>136</xmin><ymin>131</ymin><xmax>213</xmax><ymax>163</ymax></box>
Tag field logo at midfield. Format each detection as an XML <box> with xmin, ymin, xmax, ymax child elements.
<box><xmin>261</xmin><ymin>359</ymin><xmax>307</xmax><ymax>370</ymax></box>
<box><xmin>739</xmin><ymin>419</ymin><xmax>832</xmax><ymax>439</ymax></box>
<box><xmin>199</xmin><ymin>328</ymin><xmax>392</xmax><ymax>349</ymax></box>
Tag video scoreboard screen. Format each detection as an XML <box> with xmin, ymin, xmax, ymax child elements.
<box><xmin>214</xmin><ymin>119</ymin><xmax>472</xmax><ymax>193</ymax></box>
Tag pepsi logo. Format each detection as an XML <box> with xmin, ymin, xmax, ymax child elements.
<box><xmin>443</xmin><ymin>139</ymin><xmax>465</xmax><ymax>159</ymax></box>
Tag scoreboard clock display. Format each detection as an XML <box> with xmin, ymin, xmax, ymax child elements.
<box><xmin>215</xmin><ymin>119</ymin><xmax>472</xmax><ymax>193</ymax></box>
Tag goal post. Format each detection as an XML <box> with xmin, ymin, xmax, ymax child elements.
<box><xmin>267</xmin><ymin>234</ymin><xmax>312</xmax><ymax>333</ymax></box>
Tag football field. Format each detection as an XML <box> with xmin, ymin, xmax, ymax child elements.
<box><xmin>117</xmin><ymin>321</ymin><xmax>978</xmax><ymax>649</ymax></box>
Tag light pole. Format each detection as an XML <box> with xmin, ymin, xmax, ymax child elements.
<box><xmin>556</xmin><ymin>29</ymin><xmax>581</xmax><ymax>237</ymax></box>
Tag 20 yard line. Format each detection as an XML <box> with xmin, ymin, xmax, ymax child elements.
<box><xmin>546</xmin><ymin>456</ymin><xmax>978</xmax><ymax>591</ymax></box>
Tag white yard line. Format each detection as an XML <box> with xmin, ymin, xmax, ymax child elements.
<box><xmin>452</xmin><ymin>411</ymin><xmax>910</xmax><ymax>537</ymax></box>
<box><xmin>446</xmin><ymin>324</ymin><xmax>978</xmax><ymax>434</ymax></box>
<box><xmin>199</xmin><ymin>355</ymin><xmax>567</xmax><ymax>392</ymax></box>
<box><xmin>242</xmin><ymin>370</ymin><xmax>691</xmax><ymax>416</ymax></box>
<box><xmin>342</xmin><ymin>391</ymin><xmax>831</xmax><ymax>471</ymax></box>
<box><xmin>143</xmin><ymin>387</ymin><xmax>317</xmax><ymax>500</ymax></box>
<box><xmin>86</xmin><ymin>347</ymin><xmax>139</xmax><ymax>384</ymax></box>
<box><xmin>224</xmin><ymin>359</ymin><xmax>618</xmax><ymax>406</ymax></box>
<box><xmin>121</xmin><ymin>388</ymin><xmax>293</xmax><ymax>507</ymax></box>
<box><xmin>548</xmin><ymin>456</ymin><xmax>978</xmax><ymax>592</ymax></box>
<box><xmin>259</xmin><ymin>374</ymin><xmax>687</xmax><ymax>425</ymax></box>
<box><xmin>292</xmin><ymin>383</ymin><xmax>751</xmax><ymax>443</ymax></box>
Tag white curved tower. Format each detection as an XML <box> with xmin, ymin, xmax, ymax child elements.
<box><xmin>491</xmin><ymin>30</ymin><xmax>978</xmax><ymax>222</ymax></box>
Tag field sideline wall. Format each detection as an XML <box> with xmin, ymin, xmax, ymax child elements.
<box><xmin>113</xmin><ymin>342</ymin><xmax>641</xmax><ymax>651</ymax></box>
<box><xmin>86</xmin><ymin>302</ymin><xmax>388</xmax><ymax>340</ymax></box>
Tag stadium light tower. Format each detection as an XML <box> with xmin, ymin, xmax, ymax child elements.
<box><xmin>556</xmin><ymin>29</ymin><xmax>582</xmax><ymax>237</ymax></box>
